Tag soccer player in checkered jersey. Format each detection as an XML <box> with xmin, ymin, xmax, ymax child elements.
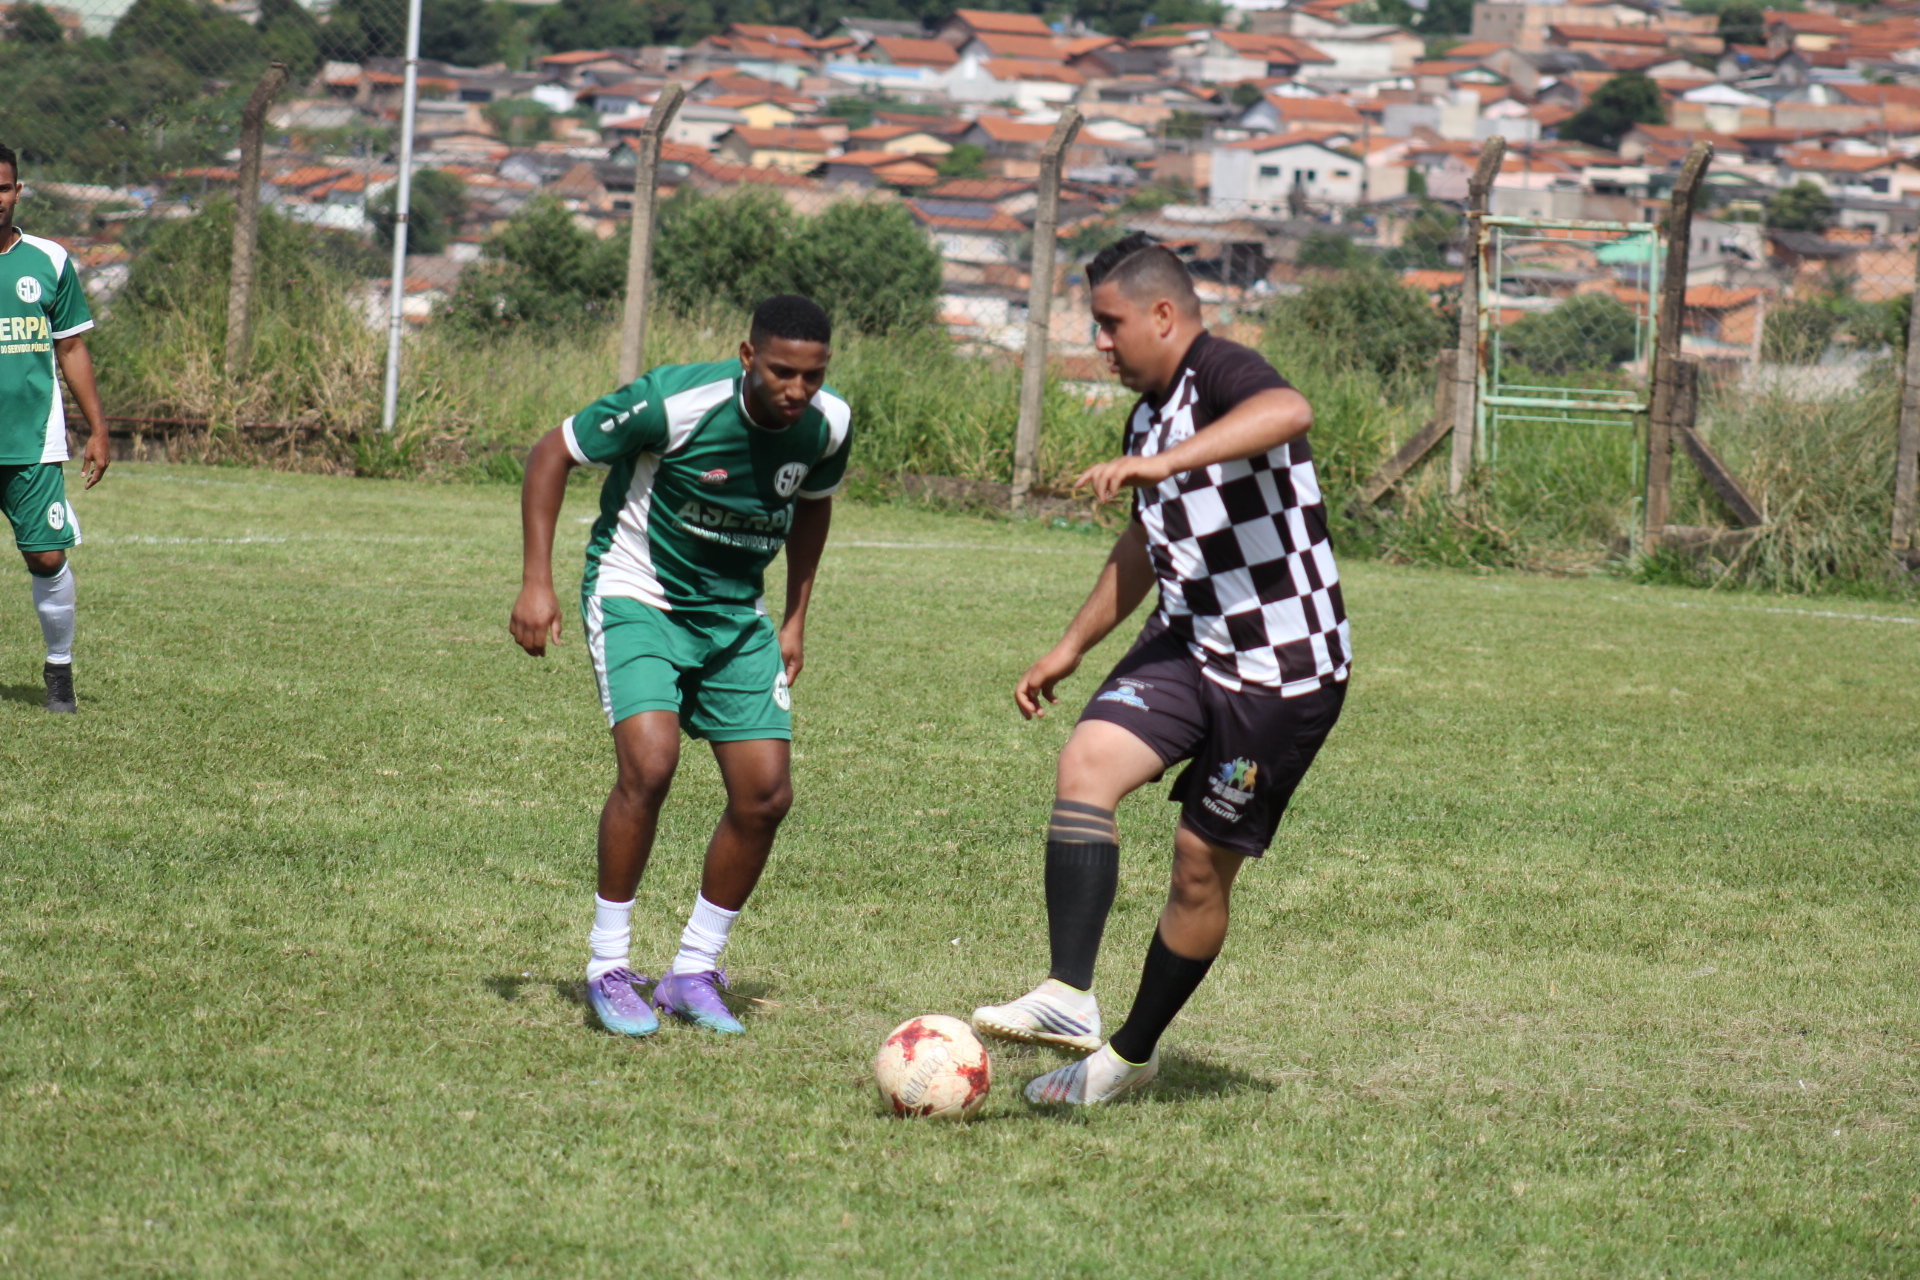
<box><xmin>510</xmin><ymin>295</ymin><xmax>850</xmax><ymax>1038</ymax></box>
<box><xmin>0</xmin><ymin>144</ymin><xmax>111</xmax><ymax>714</ymax></box>
<box><xmin>973</xmin><ymin>234</ymin><xmax>1350</xmax><ymax>1105</ymax></box>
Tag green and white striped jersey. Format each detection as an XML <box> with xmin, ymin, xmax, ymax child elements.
<box><xmin>563</xmin><ymin>359</ymin><xmax>852</xmax><ymax>612</ymax></box>
<box><xmin>0</xmin><ymin>231</ymin><xmax>93</xmax><ymax>465</ymax></box>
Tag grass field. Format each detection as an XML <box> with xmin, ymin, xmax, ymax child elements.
<box><xmin>3</xmin><ymin>464</ymin><xmax>1918</xmax><ymax>1278</ymax></box>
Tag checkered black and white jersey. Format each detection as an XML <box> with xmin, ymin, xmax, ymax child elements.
<box><xmin>1127</xmin><ymin>332</ymin><xmax>1351</xmax><ymax>696</ymax></box>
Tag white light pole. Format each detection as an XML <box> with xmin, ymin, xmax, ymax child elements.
<box><xmin>380</xmin><ymin>0</ymin><xmax>425</xmax><ymax>432</ymax></box>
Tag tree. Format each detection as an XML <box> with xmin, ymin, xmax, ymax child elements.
<box><xmin>1558</xmin><ymin>72</ymin><xmax>1664</xmax><ymax>150</ymax></box>
<box><xmin>1765</xmin><ymin>179</ymin><xmax>1835</xmax><ymax>233</ymax></box>
<box><xmin>420</xmin><ymin>0</ymin><xmax>503</xmax><ymax>66</ymax></box>
<box><xmin>1296</xmin><ymin>230</ymin><xmax>1362</xmax><ymax>270</ymax></box>
<box><xmin>450</xmin><ymin>187</ymin><xmax>943</xmax><ymax>336</ymax></box>
<box><xmin>1717</xmin><ymin>1</ymin><xmax>1765</xmax><ymax>47</ymax></box>
<box><xmin>441</xmin><ymin>194</ymin><xmax>626</xmax><ymax>332</ymax></box>
<box><xmin>369</xmin><ymin>168</ymin><xmax>467</xmax><ymax>256</ymax></box>
<box><xmin>1500</xmin><ymin>293</ymin><xmax>1638</xmax><ymax>374</ymax></box>
<box><xmin>1280</xmin><ymin>267</ymin><xmax>1451</xmax><ymax>378</ymax></box>
<box><xmin>536</xmin><ymin>0</ymin><xmax>659</xmax><ymax>50</ymax></box>
<box><xmin>935</xmin><ymin>144</ymin><xmax>986</xmax><ymax>179</ymax></box>
<box><xmin>111</xmin><ymin>0</ymin><xmax>265</xmax><ymax>75</ymax></box>
<box><xmin>1413</xmin><ymin>0</ymin><xmax>1472</xmax><ymax>36</ymax></box>
<box><xmin>653</xmin><ymin>188</ymin><xmax>798</xmax><ymax>317</ymax></box>
<box><xmin>790</xmin><ymin>199</ymin><xmax>942</xmax><ymax>334</ymax></box>
<box><xmin>8</xmin><ymin>4</ymin><xmax>68</xmax><ymax>43</ymax></box>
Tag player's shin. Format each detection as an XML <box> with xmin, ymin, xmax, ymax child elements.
<box><xmin>31</xmin><ymin>561</ymin><xmax>73</xmax><ymax>666</ymax></box>
<box><xmin>1044</xmin><ymin>799</ymin><xmax>1120</xmax><ymax>992</ymax></box>
<box><xmin>1106</xmin><ymin>929</ymin><xmax>1215</xmax><ymax>1066</ymax></box>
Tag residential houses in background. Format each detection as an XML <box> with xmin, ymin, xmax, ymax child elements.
<box><xmin>49</xmin><ymin>1</ymin><xmax>1920</xmax><ymax>362</ymax></box>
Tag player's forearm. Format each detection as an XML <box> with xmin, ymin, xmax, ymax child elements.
<box><xmin>520</xmin><ymin>429</ymin><xmax>575</xmax><ymax>588</ymax></box>
<box><xmin>1059</xmin><ymin>522</ymin><xmax>1153</xmax><ymax>657</ymax></box>
<box><xmin>54</xmin><ymin>338</ymin><xmax>107</xmax><ymax>436</ymax></box>
<box><xmin>781</xmin><ymin>497</ymin><xmax>832</xmax><ymax>627</ymax></box>
<box><xmin>1151</xmin><ymin>388</ymin><xmax>1311</xmax><ymax>479</ymax></box>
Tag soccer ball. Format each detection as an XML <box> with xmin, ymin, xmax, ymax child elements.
<box><xmin>873</xmin><ymin>1015</ymin><xmax>991</xmax><ymax>1120</ymax></box>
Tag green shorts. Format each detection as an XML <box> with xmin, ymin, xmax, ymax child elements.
<box><xmin>0</xmin><ymin>463</ymin><xmax>78</xmax><ymax>554</ymax></box>
<box><xmin>583</xmin><ymin>594</ymin><xmax>791</xmax><ymax>740</ymax></box>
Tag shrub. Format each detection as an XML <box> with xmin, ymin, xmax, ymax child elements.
<box><xmin>1274</xmin><ymin>267</ymin><xmax>1451</xmax><ymax>379</ymax></box>
<box><xmin>1761</xmin><ymin>298</ymin><xmax>1841</xmax><ymax>364</ymax></box>
<box><xmin>1499</xmin><ymin>293</ymin><xmax>1638</xmax><ymax>375</ymax></box>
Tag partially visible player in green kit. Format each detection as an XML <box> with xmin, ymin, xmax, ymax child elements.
<box><xmin>0</xmin><ymin>144</ymin><xmax>111</xmax><ymax>714</ymax></box>
<box><xmin>510</xmin><ymin>295</ymin><xmax>850</xmax><ymax>1038</ymax></box>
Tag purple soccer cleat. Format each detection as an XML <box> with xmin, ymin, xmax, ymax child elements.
<box><xmin>651</xmin><ymin>969</ymin><xmax>745</xmax><ymax>1034</ymax></box>
<box><xmin>587</xmin><ymin>967</ymin><xmax>658</xmax><ymax>1037</ymax></box>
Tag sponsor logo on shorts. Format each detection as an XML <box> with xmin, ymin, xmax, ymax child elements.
<box><xmin>1094</xmin><ymin>678</ymin><xmax>1152</xmax><ymax>710</ymax></box>
<box><xmin>16</xmin><ymin>276</ymin><xmax>42</xmax><ymax>304</ymax></box>
<box><xmin>46</xmin><ymin>501</ymin><xmax>64</xmax><ymax>531</ymax></box>
<box><xmin>772</xmin><ymin>462</ymin><xmax>807</xmax><ymax>498</ymax></box>
<box><xmin>699</xmin><ymin>468</ymin><xmax>728</xmax><ymax>486</ymax></box>
<box><xmin>1201</xmin><ymin>758</ymin><xmax>1258</xmax><ymax>823</ymax></box>
<box><xmin>772</xmin><ymin>671</ymin><xmax>791</xmax><ymax>711</ymax></box>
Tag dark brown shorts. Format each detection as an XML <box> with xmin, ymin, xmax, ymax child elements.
<box><xmin>1077</xmin><ymin>624</ymin><xmax>1345</xmax><ymax>856</ymax></box>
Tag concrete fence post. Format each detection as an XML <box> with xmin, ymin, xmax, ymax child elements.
<box><xmin>617</xmin><ymin>82</ymin><xmax>686</xmax><ymax>387</ymax></box>
<box><xmin>224</xmin><ymin>61</ymin><xmax>288</xmax><ymax>379</ymax></box>
<box><xmin>1643</xmin><ymin>141</ymin><xmax>1714</xmax><ymax>549</ymax></box>
<box><xmin>1010</xmin><ymin>107</ymin><xmax>1083</xmax><ymax>515</ymax></box>
<box><xmin>1450</xmin><ymin>136</ymin><xmax>1504</xmax><ymax>498</ymax></box>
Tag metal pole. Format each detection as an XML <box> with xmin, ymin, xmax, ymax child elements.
<box><xmin>1011</xmin><ymin>107</ymin><xmax>1082</xmax><ymax>515</ymax></box>
<box><xmin>380</xmin><ymin>0</ymin><xmax>425</xmax><ymax>433</ymax></box>
<box><xmin>618</xmin><ymin>82</ymin><xmax>686</xmax><ymax>386</ymax></box>
<box><xmin>1450</xmin><ymin>137</ymin><xmax>1504</xmax><ymax>497</ymax></box>
<box><xmin>225</xmin><ymin>61</ymin><xmax>288</xmax><ymax>379</ymax></box>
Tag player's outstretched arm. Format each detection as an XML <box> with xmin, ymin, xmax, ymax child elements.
<box><xmin>778</xmin><ymin>496</ymin><xmax>832</xmax><ymax>684</ymax></box>
<box><xmin>54</xmin><ymin>336</ymin><xmax>110</xmax><ymax>490</ymax></box>
<box><xmin>510</xmin><ymin>426</ymin><xmax>576</xmax><ymax>657</ymax></box>
<box><xmin>1076</xmin><ymin>388</ymin><xmax>1312</xmax><ymax>504</ymax></box>
<box><xmin>1015</xmin><ymin>520</ymin><xmax>1155</xmax><ymax>720</ymax></box>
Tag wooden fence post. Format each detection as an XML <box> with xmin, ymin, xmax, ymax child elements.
<box><xmin>1450</xmin><ymin>136</ymin><xmax>1504</xmax><ymax>498</ymax></box>
<box><xmin>617</xmin><ymin>83</ymin><xmax>686</xmax><ymax>387</ymax></box>
<box><xmin>1891</xmin><ymin>236</ymin><xmax>1920</xmax><ymax>555</ymax></box>
<box><xmin>1643</xmin><ymin>141</ymin><xmax>1713</xmax><ymax>549</ymax></box>
<box><xmin>224</xmin><ymin>61</ymin><xmax>288</xmax><ymax>379</ymax></box>
<box><xmin>1011</xmin><ymin>107</ymin><xmax>1083</xmax><ymax>516</ymax></box>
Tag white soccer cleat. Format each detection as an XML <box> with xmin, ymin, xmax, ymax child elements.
<box><xmin>971</xmin><ymin>979</ymin><xmax>1102</xmax><ymax>1053</ymax></box>
<box><xmin>1024</xmin><ymin>1043</ymin><xmax>1159</xmax><ymax>1106</ymax></box>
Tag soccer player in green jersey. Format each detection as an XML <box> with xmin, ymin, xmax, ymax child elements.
<box><xmin>0</xmin><ymin>144</ymin><xmax>111</xmax><ymax>714</ymax></box>
<box><xmin>510</xmin><ymin>295</ymin><xmax>850</xmax><ymax>1038</ymax></box>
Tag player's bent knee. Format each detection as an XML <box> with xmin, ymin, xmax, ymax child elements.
<box><xmin>730</xmin><ymin>782</ymin><xmax>793</xmax><ymax>828</ymax></box>
<box><xmin>22</xmin><ymin>549</ymin><xmax>65</xmax><ymax>576</ymax></box>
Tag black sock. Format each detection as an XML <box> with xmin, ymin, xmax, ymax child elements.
<box><xmin>1108</xmin><ymin>930</ymin><xmax>1215</xmax><ymax>1065</ymax></box>
<box><xmin>1044</xmin><ymin>836</ymin><xmax>1118</xmax><ymax>991</ymax></box>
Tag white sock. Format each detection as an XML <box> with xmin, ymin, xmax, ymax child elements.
<box><xmin>669</xmin><ymin>894</ymin><xmax>739</xmax><ymax>975</ymax></box>
<box><xmin>585</xmin><ymin>894</ymin><xmax>633</xmax><ymax>982</ymax></box>
<box><xmin>31</xmin><ymin>564</ymin><xmax>74</xmax><ymax>666</ymax></box>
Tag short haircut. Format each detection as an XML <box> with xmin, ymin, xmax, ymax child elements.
<box><xmin>1087</xmin><ymin>231</ymin><xmax>1199</xmax><ymax>316</ymax></box>
<box><xmin>750</xmin><ymin>294</ymin><xmax>832</xmax><ymax>346</ymax></box>
<box><xmin>0</xmin><ymin>145</ymin><xmax>16</xmax><ymax>183</ymax></box>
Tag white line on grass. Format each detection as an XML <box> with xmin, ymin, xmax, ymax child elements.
<box><xmin>96</xmin><ymin>534</ymin><xmax>437</xmax><ymax>546</ymax></box>
<box><xmin>1610</xmin><ymin>595</ymin><xmax>1920</xmax><ymax>626</ymax></box>
<box><xmin>838</xmin><ymin>540</ymin><xmax>1102</xmax><ymax>554</ymax></box>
